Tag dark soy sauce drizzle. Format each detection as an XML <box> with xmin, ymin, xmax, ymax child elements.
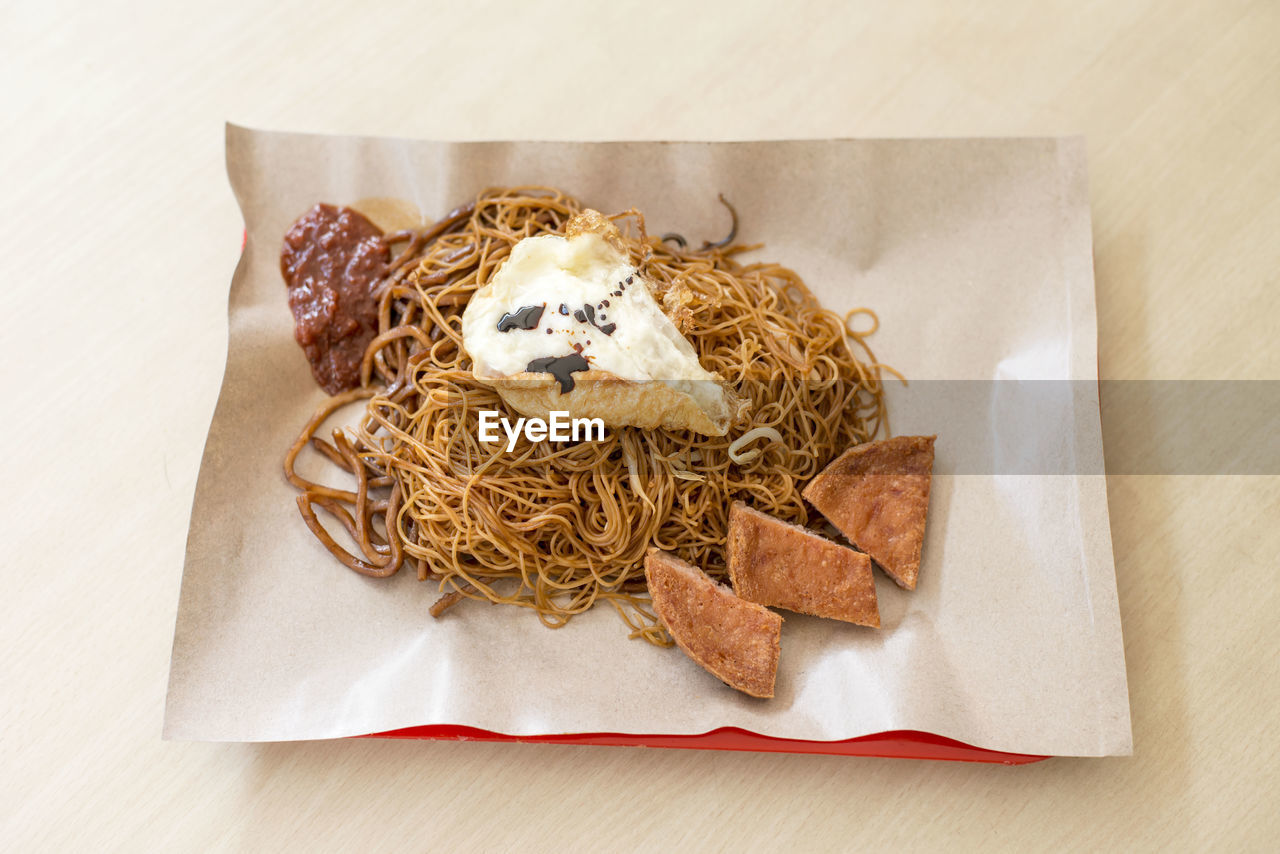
<box><xmin>496</xmin><ymin>304</ymin><xmax>545</xmax><ymax>332</ymax></box>
<box><xmin>526</xmin><ymin>353</ymin><xmax>591</xmax><ymax>393</ymax></box>
<box><xmin>572</xmin><ymin>302</ymin><xmax>617</xmax><ymax>336</ymax></box>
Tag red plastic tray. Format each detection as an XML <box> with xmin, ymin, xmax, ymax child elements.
<box><xmin>362</xmin><ymin>725</ymin><xmax>1048</xmax><ymax>764</ymax></box>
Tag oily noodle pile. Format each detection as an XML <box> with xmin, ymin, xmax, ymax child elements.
<box><xmin>285</xmin><ymin>186</ymin><xmax>891</xmax><ymax>645</ymax></box>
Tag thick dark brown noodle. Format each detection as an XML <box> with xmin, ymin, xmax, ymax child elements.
<box><xmin>284</xmin><ymin>186</ymin><xmax>889</xmax><ymax>645</ymax></box>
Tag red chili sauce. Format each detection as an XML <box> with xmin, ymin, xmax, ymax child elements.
<box><xmin>280</xmin><ymin>204</ymin><xmax>389</xmax><ymax>395</ymax></box>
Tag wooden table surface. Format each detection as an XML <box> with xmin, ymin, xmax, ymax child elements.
<box><xmin>4</xmin><ymin>1</ymin><xmax>1276</xmax><ymax>850</ymax></box>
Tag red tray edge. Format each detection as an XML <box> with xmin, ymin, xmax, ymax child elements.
<box><xmin>356</xmin><ymin>725</ymin><xmax>1049</xmax><ymax>764</ymax></box>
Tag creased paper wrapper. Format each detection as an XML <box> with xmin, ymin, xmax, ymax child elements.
<box><xmin>164</xmin><ymin>125</ymin><xmax>1132</xmax><ymax>756</ymax></box>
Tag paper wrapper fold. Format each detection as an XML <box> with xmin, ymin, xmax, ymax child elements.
<box><xmin>163</xmin><ymin>125</ymin><xmax>1131</xmax><ymax>756</ymax></box>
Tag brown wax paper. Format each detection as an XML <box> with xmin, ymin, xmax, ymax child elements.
<box><xmin>163</xmin><ymin>124</ymin><xmax>1131</xmax><ymax>756</ymax></box>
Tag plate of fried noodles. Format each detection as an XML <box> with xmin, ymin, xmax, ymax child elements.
<box><xmin>281</xmin><ymin>185</ymin><xmax>893</xmax><ymax>648</ymax></box>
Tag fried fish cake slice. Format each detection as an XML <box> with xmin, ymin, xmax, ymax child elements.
<box><xmin>644</xmin><ymin>548</ymin><xmax>782</xmax><ymax>698</ymax></box>
<box><xmin>802</xmin><ymin>435</ymin><xmax>936</xmax><ymax>591</ymax></box>
<box><xmin>727</xmin><ymin>502</ymin><xmax>879</xmax><ymax>627</ymax></box>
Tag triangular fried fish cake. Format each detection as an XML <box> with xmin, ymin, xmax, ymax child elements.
<box><xmin>644</xmin><ymin>548</ymin><xmax>782</xmax><ymax>698</ymax></box>
<box><xmin>728</xmin><ymin>502</ymin><xmax>879</xmax><ymax>627</ymax></box>
<box><xmin>802</xmin><ymin>436</ymin><xmax>935</xmax><ymax>590</ymax></box>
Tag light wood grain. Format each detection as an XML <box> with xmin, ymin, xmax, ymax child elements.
<box><xmin>2</xmin><ymin>0</ymin><xmax>1276</xmax><ymax>850</ymax></box>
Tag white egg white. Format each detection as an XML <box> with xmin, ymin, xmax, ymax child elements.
<box><xmin>461</xmin><ymin>229</ymin><xmax>717</xmax><ymax>387</ymax></box>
